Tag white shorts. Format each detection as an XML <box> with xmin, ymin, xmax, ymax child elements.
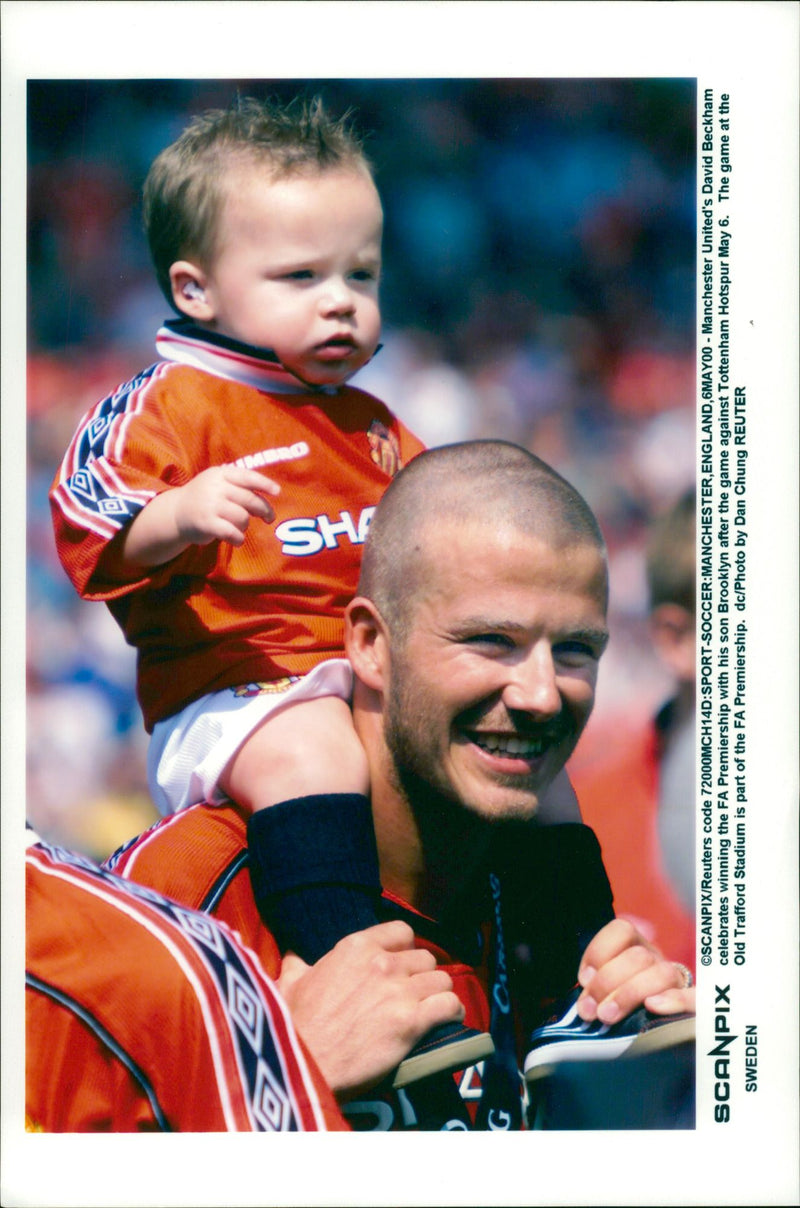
<box><xmin>147</xmin><ymin>658</ymin><xmax>354</xmax><ymax>816</ymax></box>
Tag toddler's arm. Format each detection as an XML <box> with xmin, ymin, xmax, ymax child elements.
<box><xmin>122</xmin><ymin>464</ymin><xmax>280</xmax><ymax>568</ymax></box>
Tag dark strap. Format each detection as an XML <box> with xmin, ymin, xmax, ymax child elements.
<box><xmin>474</xmin><ymin>872</ymin><xmax>523</xmax><ymax>1130</ymax></box>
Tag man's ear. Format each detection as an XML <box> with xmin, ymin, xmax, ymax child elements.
<box><xmin>345</xmin><ymin>597</ymin><xmax>390</xmax><ymax>692</ymax></box>
<box><xmin>169</xmin><ymin>261</ymin><xmax>214</xmax><ymax>323</ymax></box>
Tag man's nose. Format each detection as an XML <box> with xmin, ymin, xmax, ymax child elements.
<box><xmin>501</xmin><ymin>646</ymin><xmax>561</xmax><ymax>718</ymax></box>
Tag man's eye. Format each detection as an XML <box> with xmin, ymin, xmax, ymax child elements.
<box><xmin>350</xmin><ymin>269</ymin><xmax>378</xmax><ymax>283</ymax></box>
<box><xmin>554</xmin><ymin>641</ymin><xmax>597</xmax><ymax>665</ymax></box>
<box><xmin>282</xmin><ymin>270</ymin><xmax>314</xmax><ymax>281</ymax></box>
<box><xmin>463</xmin><ymin>633</ymin><xmax>514</xmax><ymax>650</ymax></box>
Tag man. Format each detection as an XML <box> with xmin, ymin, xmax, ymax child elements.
<box><xmin>106</xmin><ymin>441</ymin><xmax>694</xmax><ymax>1129</ymax></box>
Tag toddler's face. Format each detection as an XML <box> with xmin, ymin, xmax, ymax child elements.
<box><xmin>195</xmin><ymin>164</ymin><xmax>383</xmax><ymax>387</ymax></box>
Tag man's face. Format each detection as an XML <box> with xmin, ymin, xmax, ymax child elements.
<box><xmin>199</xmin><ymin>164</ymin><xmax>383</xmax><ymax>387</ymax></box>
<box><xmin>383</xmin><ymin>521</ymin><xmax>608</xmax><ymax>824</ymax></box>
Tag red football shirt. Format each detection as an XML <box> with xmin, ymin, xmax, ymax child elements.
<box><xmin>50</xmin><ymin>323</ymin><xmax>424</xmax><ymax>729</ymax></box>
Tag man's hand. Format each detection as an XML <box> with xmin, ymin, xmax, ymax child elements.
<box><xmin>123</xmin><ymin>465</ymin><xmax>280</xmax><ymax>568</ymax></box>
<box><xmin>576</xmin><ymin>918</ymin><xmax>695</xmax><ymax>1024</ymax></box>
<box><xmin>277</xmin><ymin>920</ymin><xmax>465</xmax><ymax>1100</ymax></box>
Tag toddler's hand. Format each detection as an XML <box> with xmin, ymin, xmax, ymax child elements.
<box><xmin>122</xmin><ymin>465</ymin><xmax>281</xmax><ymax>568</ymax></box>
<box><xmin>174</xmin><ymin>465</ymin><xmax>281</xmax><ymax>547</ymax></box>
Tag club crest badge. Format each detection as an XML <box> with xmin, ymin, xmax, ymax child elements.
<box><xmin>231</xmin><ymin>678</ymin><xmax>300</xmax><ymax>698</ymax></box>
<box><xmin>367</xmin><ymin>420</ymin><xmax>402</xmax><ymax>478</ymax></box>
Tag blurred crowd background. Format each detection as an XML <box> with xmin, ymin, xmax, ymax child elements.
<box><xmin>26</xmin><ymin>78</ymin><xmax>696</xmax><ymax>858</ymax></box>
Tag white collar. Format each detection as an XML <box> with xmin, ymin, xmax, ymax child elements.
<box><xmin>155</xmin><ymin>319</ymin><xmax>340</xmax><ymax>396</ymax></box>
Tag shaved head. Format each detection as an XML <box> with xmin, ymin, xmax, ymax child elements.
<box><xmin>359</xmin><ymin>440</ymin><xmax>607</xmax><ymax>640</ymax></box>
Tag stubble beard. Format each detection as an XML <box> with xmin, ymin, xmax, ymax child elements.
<box><xmin>383</xmin><ymin>675</ymin><xmax>542</xmax><ymax>829</ymax></box>
<box><xmin>384</xmin><ymin>671</ymin><xmax>585</xmax><ymax>838</ymax></box>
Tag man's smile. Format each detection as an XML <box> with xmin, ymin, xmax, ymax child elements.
<box><xmin>456</xmin><ymin>711</ymin><xmax>576</xmax><ymax>779</ymax></box>
<box><xmin>466</xmin><ymin>731</ymin><xmax>550</xmax><ymax>759</ymax></box>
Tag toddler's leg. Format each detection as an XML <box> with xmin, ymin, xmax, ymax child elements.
<box><xmin>220</xmin><ymin>696</ymin><xmax>381</xmax><ymax>963</ymax></box>
<box><xmin>222</xmin><ymin>695</ymin><xmax>496</xmax><ymax>1090</ymax></box>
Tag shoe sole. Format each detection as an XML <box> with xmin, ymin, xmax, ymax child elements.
<box><xmin>393</xmin><ymin>1032</ymin><xmax>496</xmax><ymax>1089</ymax></box>
<box><xmin>524</xmin><ymin>1015</ymin><xmax>695</xmax><ymax>1084</ymax></box>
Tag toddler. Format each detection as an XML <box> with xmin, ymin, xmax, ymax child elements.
<box><xmin>51</xmin><ymin>97</ymin><xmax>490</xmax><ymax>1085</ymax></box>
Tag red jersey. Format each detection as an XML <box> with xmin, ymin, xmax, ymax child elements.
<box><xmin>49</xmin><ymin>320</ymin><xmax>424</xmax><ymax>730</ymax></box>
<box><xmin>26</xmin><ymin>838</ymin><xmax>347</xmax><ymax>1132</ymax></box>
<box><xmin>107</xmin><ymin>803</ymin><xmax>498</xmax><ymax>1131</ymax></box>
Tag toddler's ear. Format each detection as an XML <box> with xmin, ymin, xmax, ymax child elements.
<box><xmin>169</xmin><ymin>262</ymin><xmax>213</xmax><ymax>321</ymax></box>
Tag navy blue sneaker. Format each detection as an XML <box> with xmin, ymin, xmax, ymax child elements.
<box><xmin>393</xmin><ymin>1022</ymin><xmax>495</xmax><ymax>1089</ymax></box>
<box><xmin>524</xmin><ymin>988</ymin><xmax>695</xmax><ymax>1084</ymax></box>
